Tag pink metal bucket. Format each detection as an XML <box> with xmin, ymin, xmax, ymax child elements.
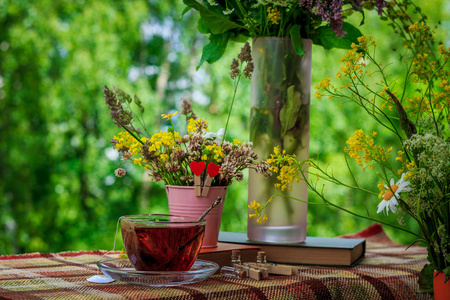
<box><xmin>165</xmin><ymin>185</ymin><xmax>227</xmax><ymax>248</ymax></box>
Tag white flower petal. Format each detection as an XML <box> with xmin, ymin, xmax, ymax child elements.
<box><xmin>390</xmin><ymin>178</ymin><xmax>395</xmax><ymax>186</ymax></box>
<box><xmin>388</xmin><ymin>197</ymin><xmax>398</xmax><ymax>213</ymax></box>
<box><xmin>217</xmin><ymin>128</ymin><xmax>225</xmax><ymax>136</ymax></box>
<box><xmin>377</xmin><ymin>200</ymin><xmax>387</xmax><ymax>214</ymax></box>
<box><xmin>203</xmin><ymin>128</ymin><xmax>225</xmax><ymax>141</ymax></box>
<box><xmin>390</xmin><ymin>203</ymin><xmax>398</xmax><ymax>213</ymax></box>
<box><xmin>391</xmin><ymin>197</ymin><xmax>399</xmax><ymax>206</ymax></box>
<box><xmin>397</xmin><ymin>182</ymin><xmax>407</xmax><ymax>190</ymax></box>
<box><xmin>203</xmin><ymin>133</ymin><xmax>213</xmax><ymax>139</ymax></box>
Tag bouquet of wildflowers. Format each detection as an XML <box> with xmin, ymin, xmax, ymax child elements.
<box><xmin>249</xmin><ymin>0</ymin><xmax>450</xmax><ymax>290</ymax></box>
<box><xmin>183</xmin><ymin>0</ymin><xmax>386</xmax><ymax>67</ymax></box>
<box><xmin>104</xmin><ymin>87</ymin><xmax>271</xmax><ymax>186</ymax></box>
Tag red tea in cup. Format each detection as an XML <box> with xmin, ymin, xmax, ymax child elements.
<box><xmin>121</xmin><ymin>215</ymin><xmax>206</xmax><ymax>271</ymax></box>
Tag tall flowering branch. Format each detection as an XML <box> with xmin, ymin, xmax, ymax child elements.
<box><xmin>249</xmin><ymin>1</ymin><xmax>450</xmax><ymax>289</ymax></box>
<box><xmin>223</xmin><ymin>42</ymin><xmax>254</xmax><ymax>142</ymax></box>
<box><xmin>249</xmin><ymin>147</ymin><xmax>421</xmax><ymax>237</ymax></box>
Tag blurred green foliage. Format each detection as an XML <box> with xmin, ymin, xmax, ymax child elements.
<box><xmin>0</xmin><ymin>0</ymin><xmax>448</xmax><ymax>254</ymax></box>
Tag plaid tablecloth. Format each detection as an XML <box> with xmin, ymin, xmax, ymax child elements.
<box><xmin>0</xmin><ymin>224</ymin><xmax>432</xmax><ymax>300</ymax></box>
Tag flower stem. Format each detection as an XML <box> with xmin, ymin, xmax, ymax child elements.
<box><xmin>222</xmin><ymin>74</ymin><xmax>241</xmax><ymax>143</ymax></box>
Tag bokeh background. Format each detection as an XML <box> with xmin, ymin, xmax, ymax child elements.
<box><xmin>0</xmin><ymin>0</ymin><xmax>449</xmax><ymax>254</ymax></box>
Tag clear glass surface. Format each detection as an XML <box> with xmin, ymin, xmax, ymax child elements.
<box><xmin>120</xmin><ymin>214</ymin><xmax>206</xmax><ymax>271</ymax></box>
<box><xmin>98</xmin><ymin>258</ymin><xmax>219</xmax><ymax>287</ymax></box>
<box><xmin>248</xmin><ymin>37</ymin><xmax>312</xmax><ymax>243</ymax></box>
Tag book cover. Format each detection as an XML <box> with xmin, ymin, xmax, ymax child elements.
<box><xmin>218</xmin><ymin>231</ymin><xmax>365</xmax><ymax>267</ymax></box>
<box><xmin>197</xmin><ymin>242</ymin><xmax>261</xmax><ymax>269</ymax></box>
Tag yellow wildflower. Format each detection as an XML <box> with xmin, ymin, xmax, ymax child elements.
<box><xmin>233</xmin><ymin>138</ymin><xmax>242</xmax><ymax>145</ymax></box>
<box><xmin>187</xmin><ymin>118</ymin><xmax>209</xmax><ymax>134</ymax></box>
<box><xmin>406</xmin><ymin>161</ymin><xmax>416</xmax><ymax>170</ymax></box>
<box><xmin>273</xmin><ymin>146</ymin><xmax>280</xmax><ymax>155</ymax></box>
<box><xmin>315</xmin><ymin>77</ymin><xmax>333</xmax><ymax>100</ymax></box>
<box><xmin>248</xmin><ymin>200</ymin><xmax>261</xmax><ymax>210</ymax></box>
<box><xmin>344</xmin><ymin>129</ymin><xmax>391</xmax><ymax>170</ymax></box>
<box><xmin>267</xmin><ymin>7</ymin><xmax>281</xmax><ymax>25</ymax></box>
<box><xmin>161</xmin><ymin>111</ymin><xmax>178</xmax><ymax>120</ymax></box>
<box><xmin>351</xmin><ymin>36</ymin><xmax>369</xmax><ymax>51</ymax></box>
<box><xmin>134</xmin><ymin>158</ymin><xmax>143</xmax><ymax>166</ymax></box>
<box><xmin>114</xmin><ymin>131</ymin><xmax>141</xmax><ymax>156</ymax></box>
<box><xmin>377</xmin><ymin>180</ymin><xmax>385</xmax><ymax>199</ymax></box>
<box><xmin>408</xmin><ymin>22</ymin><xmax>419</xmax><ymax>32</ymax></box>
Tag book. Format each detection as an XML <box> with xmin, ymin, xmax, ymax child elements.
<box><xmin>197</xmin><ymin>243</ymin><xmax>261</xmax><ymax>269</ymax></box>
<box><xmin>218</xmin><ymin>232</ymin><xmax>365</xmax><ymax>267</ymax></box>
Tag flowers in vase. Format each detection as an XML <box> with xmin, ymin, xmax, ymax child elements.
<box><xmin>183</xmin><ymin>0</ymin><xmax>386</xmax><ymax>67</ymax></box>
<box><xmin>105</xmin><ymin>88</ymin><xmax>271</xmax><ymax>187</ymax></box>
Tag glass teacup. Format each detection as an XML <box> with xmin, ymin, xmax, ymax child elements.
<box><xmin>120</xmin><ymin>214</ymin><xmax>206</xmax><ymax>271</ymax></box>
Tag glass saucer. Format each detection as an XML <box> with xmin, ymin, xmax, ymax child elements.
<box><xmin>97</xmin><ymin>258</ymin><xmax>219</xmax><ymax>287</ymax></box>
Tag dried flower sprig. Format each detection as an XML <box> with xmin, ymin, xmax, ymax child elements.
<box><xmin>223</xmin><ymin>42</ymin><xmax>254</xmax><ymax>142</ymax></box>
<box><xmin>104</xmin><ymin>85</ymin><xmax>134</xmax><ymax>130</ymax></box>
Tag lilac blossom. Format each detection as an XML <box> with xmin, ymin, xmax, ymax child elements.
<box><xmin>299</xmin><ymin>0</ymin><xmax>386</xmax><ymax>37</ymax></box>
<box><xmin>299</xmin><ymin>0</ymin><xmax>345</xmax><ymax>37</ymax></box>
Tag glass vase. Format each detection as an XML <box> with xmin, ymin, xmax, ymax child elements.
<box><xmin>247</xmin><ymin>37</ymin><xmax>312</xmax><ymax>243</ymax></box>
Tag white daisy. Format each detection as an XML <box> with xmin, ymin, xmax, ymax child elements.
<box><xmin>377</xmin><ymin>173</ymin><xmax>411</xmax><ymax>215</ymax></box>
<box><xmin>202</xmin><ymin>128</ymin><xmax>225</xmax><ymax>141</ymax></box>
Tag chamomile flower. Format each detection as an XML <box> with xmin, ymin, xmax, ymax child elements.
<box><xmin>377</xmin><ymin>173</ymin><xmax>411</xmax><ymax>215</ymax></box>
<box><xmin>202</xmin><ymin>128</ymin><xmax>224</xmax><ymax>141</ymax></box>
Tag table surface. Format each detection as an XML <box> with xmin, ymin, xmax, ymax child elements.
<box><xmin>0</xmin><ymin>223</ymin><xmax>433</xmax><ymax>300</ymax></box>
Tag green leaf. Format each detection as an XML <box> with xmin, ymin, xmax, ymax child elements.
<box><xmin>280</xmin><ymin>85</ymin><xmax>302</xmax><ymax>137</ymax></box>
<box><xmin>180</xmin><ymin>6</ymin><xmax>192</xmax><ymax>20</ymax></box>
<box><xmin>229</xmin><ymin>33</ymin><xmax>249</xmax><ymax>43</ymax></box>
<box><xmin>417</xmin><ymin>264</ymin><xmax>434</xmax><ymax>294</ymax></box>
<box><xmin>290</xmin><ymin>24</ymin><xmax>305</xmax><ymax>56</ymax></box>
<box><xmin>197</xmin><ymin>33</ymin><xmax>230</xmax><ymax>69</ymax></box>
<box><xmin>197</xmin><ymin>18</ymin><xmax>210</xmax><ymax>34</ymax></box>
<box><xmin>311</xmin><ymin>22</ymin><xmax>363</xmax><ymax>50</ymax></box>
<box><xmin>443</xmin><ymin>267</ymin><xmax>450</xmax><ymax>283</ymax></box>
<box><xmin>183</xmin><ymin>0</ymin><xmax>243</xmax><ymax>34</ymax></box>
